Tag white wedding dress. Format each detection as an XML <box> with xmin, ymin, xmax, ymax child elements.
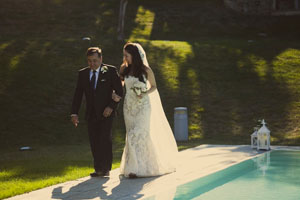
<box><xmin>120</xmin><ymin>75</ymin><xmax>178</xmax><ymax>177</ymax></box>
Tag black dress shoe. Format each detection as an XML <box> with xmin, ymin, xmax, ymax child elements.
<box><xmin>90</xmin><ymin>171</ymin><xmax>110</xmax><ymax>177</ymax></box>
<box><xmin>90</xmin><ymin>172</ymin><xmax>101</xmax><ymax>177</ymax></box>
<box><xmin>90</xmin><ymin>172</ymin><xmax>100</xmax><ymax>177</ymax></box>
<box><xmin>99</xmin><ymin>171</ymin><xmax>110</xmax><ymax>177</ymax></box>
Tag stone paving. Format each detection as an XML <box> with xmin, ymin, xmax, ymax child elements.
<box><xmin>7</xmin><ymin>144</ymin><xmax>274</xmax><ymax>200</ymax></box>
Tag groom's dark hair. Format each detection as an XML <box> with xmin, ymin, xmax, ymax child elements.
<box><xmin>86</xmin><ymin>47</ymin><xmax>102</xmax><ymax>57</ymax></box>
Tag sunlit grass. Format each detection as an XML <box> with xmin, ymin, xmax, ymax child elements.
<box><xmin>0</xmin><ymin>145</ymin><xmax>123</xmax><ymax>200</ymax></box>
<box><xmin>273</xmin><ymin>48</ymin><xmax>300</xmax><ymax>84</ymax></box>
<box><xmin>126</xmin><ymin>38</ymin><xmax>300</xmax><ymax>145</ymax></box>
<box><xmin>145</xmin><ymin>40</ymin><xmax>193</xmax><ymax>90</ymax></box>
<box><xmin>129</xmin><ymin>6</ymin><xmax>155</xmax><ymax>40</ymax></box>
<box><xmin>0</xmin><ymin>41</ymin><xmax>13</xmax><ymax>54</ymax></box>
<box><xmin>0</xmin><ymin>166</ymin><xmax>92</xmax><ymax>199</ymax></box>
<box><xmin>249</xmin><ymin>54</ymin><xmax>269</xmax><ymax>80</ymax></box>
<box><xmin>9</xmin><ymin>53</ymin><xmax>25</xmax><ymax>69</ymax></box>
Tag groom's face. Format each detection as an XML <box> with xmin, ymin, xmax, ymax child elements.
<box><xmin>87</xmin><ymin>53</ymin><xmax>102</xmax><ymax>70</ymax></box>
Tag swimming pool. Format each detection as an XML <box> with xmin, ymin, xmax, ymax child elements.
<box><xmin>146</xmin><ymin>150</ymin><xmax>300</xmax><ymax>200</ymax></box>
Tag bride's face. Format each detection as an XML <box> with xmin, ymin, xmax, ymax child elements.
<box><xmin>123</xmin><ymin>50</ymin><xmax>132</xmax><ymax>65</ymax></box>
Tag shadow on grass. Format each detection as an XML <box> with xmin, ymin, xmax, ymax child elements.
<box><xmin>0</xmin><ymin>1</ymin><xmax>127</xmax><ymax>198</ymax></box>
<box><xmin>136</xmin><ymin>39</ymin><xmax>298</xmax><ymax>145</ymax></box>
<box><xmin>0</xmin><ymin>0</ymin><xmax>126</xmax><ymax>149</ymax></box>
<box><xmin>123</xmin><ymin>0</ymin><xmax>300</xmax><ymax>145</ymax></box>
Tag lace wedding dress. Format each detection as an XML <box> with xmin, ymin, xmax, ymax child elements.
<box><xmin>120</xmin><ymin>76</ymin><xmax>178</xmax><ymax>177</ymax></box>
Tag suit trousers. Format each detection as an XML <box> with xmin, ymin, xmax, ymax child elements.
<box><xmin>87</xmin><ymin>113</ymin><xmax>113</xmax><ymax>172</ymax></box>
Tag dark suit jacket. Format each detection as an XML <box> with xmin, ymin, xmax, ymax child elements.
<box><xmin>71</xmin><ymin>64</ymin><xmax>123</xmax><ymax>120</ymax></box>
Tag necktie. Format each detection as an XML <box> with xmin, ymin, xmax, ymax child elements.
<box><xmin>90</xmin><ymin>70</ymin><xmax>97</xmax><ymax>119</ymax></box>
<box><xmin>91</xmin><ymin>70</ymin><xmax>96</xmax><ymax>90</ymax></box>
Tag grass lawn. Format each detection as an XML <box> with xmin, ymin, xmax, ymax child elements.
<box><xmin>0</xmin><ymin>0</ymin><xmax>300</xmax><ymax>199</ymax></box>
<box><xmin>0</xmin><ymin>145</ymin><xmax>95</xmax><ymax>199</ymax></box>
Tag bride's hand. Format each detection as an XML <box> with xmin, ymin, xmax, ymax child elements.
<box><xmin>112</xmin><ymin>91</ymin><xmax>122</xmax><ymax>102</ymax></box>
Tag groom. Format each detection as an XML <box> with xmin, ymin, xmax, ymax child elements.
<box><xmin>71</xmin><ymin>47</ymin><xmax>123</xmax><ymax>177</ymax></box>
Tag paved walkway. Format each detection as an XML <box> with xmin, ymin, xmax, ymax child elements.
<box><xmin>7</xmin><ymin>145</ymin><xmax>268</xmax><ymax>200</ymax></box>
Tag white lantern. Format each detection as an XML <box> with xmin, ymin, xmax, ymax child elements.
<box><xmin>257</xmin><ymin>119</ymin><xmax>271</xmax><ymax>150</ymax></box>
<box><xmin>251</xmin><ymin>127</ymin><xmax>258</xmax><ymax>149</ymax></box>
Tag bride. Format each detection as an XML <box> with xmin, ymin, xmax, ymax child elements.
<box><xmin>113</xmin><ymin>42</ymin><xmax>178</xmax><ymax>178</ymax></box>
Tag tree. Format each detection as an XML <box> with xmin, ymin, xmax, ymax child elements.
<box><xmin>118</xmin><ymin>0</ymin><xmax>128</xmax><ymax>40</ymax></box>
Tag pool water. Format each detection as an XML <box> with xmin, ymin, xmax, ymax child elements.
<box><xmin>147</xmin><ymin>150</ymin><xmax>300</xmax><ymax>200</ymax></box>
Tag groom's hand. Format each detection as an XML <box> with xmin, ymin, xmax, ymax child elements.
<box><xmin>71</xmin><ymin>115</ymin><xmax>79</xmax><ymax>127</ymax></box>
<box><xmin>103</xmin><ymin>107</ymin><xmax>113</xmax><ymax>118</ymax></box>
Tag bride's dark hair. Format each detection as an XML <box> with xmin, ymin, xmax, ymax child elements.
<box><xmin>120</xmin><ymin>42</ymin><xmax>148</xmax><ymax>83</ymax></box>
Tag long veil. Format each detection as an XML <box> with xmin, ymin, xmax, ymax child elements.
<box><xmin>135</xmin><ymin>43</ymin><xmax>178</xmax><ymax>171</ymax></box>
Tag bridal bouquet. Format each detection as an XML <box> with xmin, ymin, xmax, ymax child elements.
<box><xmin>131</xmin><ymin>81</ymin><xmax>147</xmax><ymax>96</ymax></box>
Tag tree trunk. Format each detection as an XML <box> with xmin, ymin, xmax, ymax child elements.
<box><xmin>117</xmin><ymin>0</ymin><xmax>128</xmax><ymax>41</ymax></box>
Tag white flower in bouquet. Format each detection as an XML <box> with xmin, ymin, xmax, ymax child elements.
<box><xmin>131</xmin><ymin>81</ymin><xmax>147</xmax><ymax>96</ymax></box>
